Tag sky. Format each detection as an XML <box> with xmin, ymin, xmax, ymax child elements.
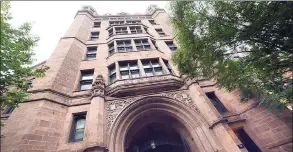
<box><xmin>9</xmin><ymin>1</ymin><xmax>169</xmax><ymax>65</ymax></box>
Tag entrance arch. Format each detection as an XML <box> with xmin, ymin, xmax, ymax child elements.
<box><xmin>125</xmin><ymin>113</ymin><xmax>190</xmax><ymax>152</ymax></box>
<box><xmin>108</xmin><ymin>96</ymin><xmax>219</xmax><ymax>152</ymax></box>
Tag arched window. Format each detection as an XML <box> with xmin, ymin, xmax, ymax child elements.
<box><xmin>70</xmin><ymin>113</ymin><xmax>86</xmax><ymax>142</ymax></box>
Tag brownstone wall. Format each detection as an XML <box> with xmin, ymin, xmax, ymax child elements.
<box><xmin>1</xmin><ymin>100</ymin><xmax>67</xmax><ymax>152</ymax></box>
<box><xmin>215</xmin><ymin>89</ymin><xmax>293</xmax><ymax>152</ymax></box>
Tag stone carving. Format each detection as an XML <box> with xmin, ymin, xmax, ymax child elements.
<box><xmin>91</xmin><ymin>75</ymin><xmax>105</xmax><ymax>98</ymax></box>
<box><xmin>106</xmin><ymin>90</ymin><xmax>197</xmax><ymax>131</ymax></box>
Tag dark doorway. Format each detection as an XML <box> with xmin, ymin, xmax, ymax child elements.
<box><xmin>234</xmin><ymin>128</ymin><xmax>261</xmax><ymax>152</ymax></box>
<box><xmin>125</xmin><ymin>123</ymin><xmax>190</xmax><ymax>152</ymax></box>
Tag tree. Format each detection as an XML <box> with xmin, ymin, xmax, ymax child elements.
<box><xmin>0</xmin><ymin>1</ymin><xmax>48</xmax><ymax>123</ymax></box>
<box><xmin>170</xmin><ymin>1</ymin><xmax>293</xmax><ymax>110</ymax></box>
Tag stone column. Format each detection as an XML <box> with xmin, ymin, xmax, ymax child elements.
<box><xmin>138</xmin><ymin>60</ymin><xmax>146</xmax><ymax>77</ymax></box>
<box><xmin>115</xmin><ymin>62</ymin><xmax>121</xmax><ymax>80</ymax></box>
<box><xmin>85</xmin><ymin>75</ymin><xmax>108</xmax><ymax>152</ymax></box>
<box><xmin>183</xmin><ymin>76</ymin><xmax>247</xmax><ymax>152</ymax></box>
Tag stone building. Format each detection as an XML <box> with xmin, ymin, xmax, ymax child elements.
<box><xmin>1</xmin><ymin>5</ymin><xmax>292</xmax><ymax>152</ymax></box>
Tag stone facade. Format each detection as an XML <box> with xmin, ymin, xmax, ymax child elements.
<box><xmin>1</xmin><ymin>5</ymin><xmax>292</xmax><ymax>152</ymax></box>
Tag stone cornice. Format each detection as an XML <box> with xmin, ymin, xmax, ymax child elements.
<box><xmin>106</xmin><ymin>74</ymin><xmax>184</xmax><ymax>97</ymax></box>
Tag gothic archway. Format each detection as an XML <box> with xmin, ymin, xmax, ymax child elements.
<box><xmin>107</xmin><ymin>95</ymin><xmax>222</xmax><ymax>152</ymax></box>
<box><xmin>125</xmin><ymin>113</ymin><xmax>191</xmax><ymax>152</ymax></box>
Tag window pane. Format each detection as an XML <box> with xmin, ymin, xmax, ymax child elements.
<box><xmin>142</xmin><ymin>62</ymin><xmax>151</xmax><ymax>68</ymax></box>
<box><xmin>151</xmin><ymin>61</ymin><xmax>160</xmax><ymax>68</ymax></box>
<box><xmin>91</xmin><ymin>37</ymin><xmax>99</xmax><ymax>40</ymax></box>
<box><xmin>145</xmin><ymin>68</ymin><xmax>153</xmax><ymax>77</ymax></box>
<box><xmin>120</xmin><ymin>64</ymin><xmax>128</xmax><ymax>71</ymax></box>
<box><xmin>121</xmin><ymin>71</ymin><xmax>130</xmax><ymax>79</ymax></box>
<box><xmin>81</xmin><ymin>74</ymin><xmax>93</xmax><ymax>80</ymax></box>
<box><xmin>125</xmin><ymin>47</ymin><xmax>132</xmax><ymax>51</ymax></box>
<box><xmin>131</xmin><ymin>70</ymin><xmax>140</xmax><ymax>78</ymax></box>
<box><xmin>75</xmin><ymin>129</ymin><xmax>84</xmax><ymax>140</ymax></box>
<box><xmin>76</xmin><ymin>119</ymin><xmax>85</xmax><ymax>129</ymax></box>
<box><xmin>109</xmin><ymin>68</ymin><xmax>116</xmax><ymax>75</ymax></box>
<box><xmin>86</xmin><ymin>54</ymin><xmax>96</xmax><ymax>60</ymax></box>
<box><xmin>154</xmin><ymin>67</ymin><xmax>163</xmax><ymax>75</ymax></box>
<box><xmin>109</xmin><ymin>75</ymin><xmax>116</xmax><ymax>83</ymax></box>
<box><xmin>129</xmin><ymin>64</ymin><xmax>138</xmax><ymax>70</ymax></box>
<box><xmin>143</xmin><ymin>45</ymin><xmax>150</xmax><ymax>50</ymax></box>
<box><xmin>80</xmin><ymin>83</ymin><xmax>92</xmax><ymax>90</ymax></box>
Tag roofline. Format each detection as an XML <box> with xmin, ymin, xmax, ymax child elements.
<box><xmin>31</xmin><ymin>60</ymin><xmax>46</xmax><ymax>69</ymax></box>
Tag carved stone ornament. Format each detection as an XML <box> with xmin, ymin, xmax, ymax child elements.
<box><xmin>91</xmin><ymin>75</ymin><xmax>105</xmax><ymax>98</ymax></box>
<box><xmin>106</xmin><ymin>90</ymin><xmax>198</xmax><ymax>131</ymax></box>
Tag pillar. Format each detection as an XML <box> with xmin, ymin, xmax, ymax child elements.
<box><xmin>85</xmin><ymin>75</ymin><xmax>107</xmax><ymax>152</ymax></box>
<box><xmin>183</xmin><ymin>76</ymin><xmax>247</xmax><ymax>152</ymax></box>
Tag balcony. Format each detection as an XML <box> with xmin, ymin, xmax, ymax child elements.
<box><xmin>105</xmin><ymin>74</ymin><xmax>183</xmax><ymax>97</ymax></box>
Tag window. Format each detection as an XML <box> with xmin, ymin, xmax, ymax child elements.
<box><xmin>142</xmin><ymin>59</ymin><xmax>163</xmax><ymax>77</ymax></box>
<box><xmin>116</xmin><ymin>40</ymin><xmax>133</xmax><ymax>52</ymax></box>
<box><xmin>119</xmin><ymin>61</ymin><xmax>140</xmax><ymax>79</ymax></box>
<box><xmin>148</xmin><ymin>20</ymin><xmax>156</xmax><ymax>25</ymax></box>
<box><xmin>108</xmin><ymin>64</ymin><xmax>116</xmax><ymax>84</ymax></box>
<box><xmin>93</xmin><ymin>22</ymin><xmax>101</xmax><ymax>28</ymax></box>
<box><xmin>206</xmin><ymin>92</ymin><xmax>228</xmax><ymax>114</ymax></box>
<box><xmin>155</xmin><ymin>28</ymin><xmax>165</xmax><ymax>36</ymax></box>
<box><xmin>90</xmin><ymin>32</ymin><xmax>99</xmax><ymax>40</ymax></box>
<box><xmin>85</xmin><ymin>46</ymin><xmax>97</xmax><ymax>60</ymax></box>
<box><xmin>134</xmin><ymin>39</ymin><xmax>151</xmax><ymax>51</ymax></box>
<box><xmin>108</xmin><ymin>42</ymin><xmax>115</xmax><ymax>56</ymax></box>
<box><xmin>27</xmin><ymin>77</ymin><xmax>35</xmax><ymax>88</ymax></box>
<box><xmin>79</xmin><ymin>70</ymin><xmax>94</xmax><ymax>91</ymax></box>
<box><xmin>115</xmin><ymin>27</ymin><xmax>128</xmax><ymax>35</ymax></box>
<box><xmin>110</xmin><ymin>21</ymin><xmax>124</xmax><ymax>25</ymax></box>
<box><xmin>70</xmin><ymin>112</ymin><xmax>86</xmax><ymax>142</ymax></box>
<box><xmin>165</xmin><ymin>41</ymin><xmax>177</xmax><ymax>51</ymax></box>
<box><xmin>163</xmin><ymin>59</ymin><xmax>173</xmax><ymax>74</ymax></box>
<box><xmin>108</xmin><ymin>28</ymin><xmax>113</xmax><ymax>37</ymax></box>
<box><xmin>129</xmin><ymin>26</ymin><xmax>143</xmax><ymax>34</ymax></box>
<box><xmin>2</xmin><ymin>105</ymin><xmax>15</xmax><ymax>114</ymax></box>
<box><xmin>126</xmin><ymin>20</ymin><xmax>141</xmax><ymax>24</ymax></box>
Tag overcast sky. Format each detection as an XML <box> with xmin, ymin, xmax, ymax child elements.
<box><xmin>9</xmin><ymin>1</ymin><xmax>169</xmax><ymax>65</ymax></box>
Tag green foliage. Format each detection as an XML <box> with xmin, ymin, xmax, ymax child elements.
<box><xmin>170</xmin><ymin>1</ymin><xmax>293</xmax><ymax>110</ymax></box>
<box><xmin>0</xmin><ymin>1</ymin><xmax>48</xmax><ymax>119</ymax></box>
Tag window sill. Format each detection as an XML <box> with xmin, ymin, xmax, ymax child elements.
<box><xmin>73</xmin><ymin>89</ymin><xmax>91</xmax><ymax>93</ymax></box>
<box><xmin>68</xmin><ymin>139</ymin><xmax>84</xmax><ymax>144</ymax></box>
<box><xmin>88</xmin><ymin>39</ymin><xmax>99</xmax><ymax>41</ymax></box>
<box><xmin>82</xmin><ymin>59</ymin><xmax>97</xmax><ymax>61</ymax></box>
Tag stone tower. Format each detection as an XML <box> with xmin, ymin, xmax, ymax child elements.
<box><xmin>1</xmin><ymin>5</ymin><xmax>292</xmax><ymax>152</ymax></box>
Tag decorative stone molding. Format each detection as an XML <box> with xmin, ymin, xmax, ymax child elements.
<box><xmin>106</xmin><ymin>74</ymin><xmax>183</xmax><ymax>96</ymax></box>
<box><xmin>106</xmin><ymin>90</ymin><xmax>197</xmax><ymax>131</ymax></box>
<box><xmin>83</xmin><ymin>146</ymin><xmax>108</xmax><ymax>152</ymax></box>
<box><xmin>91</xmin><ymin>75</ymin><xmax>105</xmax><ymax>98</ymax></box>
<box><xmin>183</xmin><ymin>76</ymin><xmax>198</xmax><ymax>88</ymax></box>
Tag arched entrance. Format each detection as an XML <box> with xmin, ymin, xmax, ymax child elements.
<box><xmin>108</xmin><ymin>96</ymin><xmax>221</xmax><ymax>152</ymax></box>
<box><xmin>125</xmin><ymin>113</ymin><xmax>190</xmax><ymax>152</ymax></box>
